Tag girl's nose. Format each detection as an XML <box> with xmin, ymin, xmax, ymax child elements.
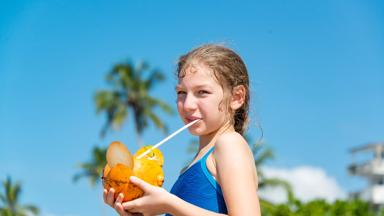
<box><xmin>183</xmin><ymin>94</ymin><xmax>197</xmax><ymax>112</ymax></box>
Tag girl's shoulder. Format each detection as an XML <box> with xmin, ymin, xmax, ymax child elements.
<box><xmin>212</xmin><ymin>131</ymin><xmax>258</xmax><ymax>188</ymax></box>
<box><xmin>214</xmin><ymin>132</ymin><xmax>252</xmax><ymax>158</ymax></box>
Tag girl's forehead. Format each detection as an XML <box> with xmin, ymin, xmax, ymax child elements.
<box><xmin>179</xmin><ymin>63</ymin><xmax>216</xmax><ymax>81</ymax></box>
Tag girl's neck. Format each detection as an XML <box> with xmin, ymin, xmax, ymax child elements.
<box><xmin>198</xmin><ymin>121</ymin><xmax>234</xmax><ymax>151</ymax></box>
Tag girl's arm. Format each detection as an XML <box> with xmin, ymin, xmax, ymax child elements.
<box><xmin>214</xmin><ymin>132</ymin><xmax>261</xmax><ymax>216</ymax></box>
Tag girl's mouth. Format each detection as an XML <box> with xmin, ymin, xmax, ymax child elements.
<box><xmin>186</xmin><ymin>117</ymin><xmax>201</xmax><ymax>123</ymax></box>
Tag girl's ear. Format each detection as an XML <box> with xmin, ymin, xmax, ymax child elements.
<box><xmin>230</xmin><ymin>85</ymin><xmax>246</xmax><ymax>110</ymax></box>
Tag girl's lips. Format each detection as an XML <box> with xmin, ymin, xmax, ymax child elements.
<box><xmin>186</xmin><ymin>117</ymin><xmax>201</xmax><ymax>123</ymax></box>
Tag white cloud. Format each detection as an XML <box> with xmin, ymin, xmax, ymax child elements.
<box><xmin>258</xmin><ymin>166</ymin><xmax>347</xmax><ymax>203</ymax></box>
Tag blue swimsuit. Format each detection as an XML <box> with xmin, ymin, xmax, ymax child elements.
<box><xmin>165</xmin><ymin>147</ymin><xmax>228</xmax><ymax>215</ymax></box>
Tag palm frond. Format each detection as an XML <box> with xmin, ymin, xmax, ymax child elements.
<box><xmin>73</xmin><ymin>146</ymin><xmax>106</xmax><ymax>187</ymax></box>
<box><xmin>94</xmin><ymin>90</ymin><xmax>118</xmax><ymax>113</ymax></box>
<box><xmin>144</xmin><ymin>96</ymin><xmax>174</xmax><ymax>114</ymax></box>
<box><xmin>22</xmin><ymin>205</ymin><xmax>39</xmax><ymax>215</ymax></box>
<box><xmin>144</xmin><ymin>109</ymin><xmax>166</xmax><ymax>133</ymax></box>
<box><xmin>0</xmin><ymin>193</ymin><xmax>6</xmax><ymax>204</ymax></box>
<box><xmin>255</xmin><ymin>148</ymin><xmax>274</xmax><ymax>166</ymax></box>
<box><xmin>111</xmin><ymin>102</ymin><xmax>127</xmax><ymax>130</ymax></box>
<box><xmin>145</xmin><ymin>70</ymin><xmax>165</xmax><ymax>89</ymax></box>
<box><xmin>4</xmin><ymin>176</ymin><xmax>20</xmax><ymax>207</ymax></box>
<box><xmin>0</xmin><ymin>177</ymin><xmax>39</xmax><ymax>216</ymax></box>
<box><xmin>135</xmin><ymin>61</ymin><xmax>150</xmax><ymax>75</ymax></box>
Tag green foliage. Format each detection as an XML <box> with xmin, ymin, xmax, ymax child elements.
<box><xmin>261</xmin><ymin>198</ymin><xmax>380</xmax><ymax>216</ymax></box>
<box><xmin>95</xmin><ymin>60</ymin><xmax>174</xmax><ymax>145</ymax></box>
<box><xmin>73</xmin><ymin>146</ymin><xmax>107</xmax><ymax>186</ymax></box>
<box><xmin>0</xmin><ymin>176</ymin><xmax>39</xmax><ymax>216</ymax></box>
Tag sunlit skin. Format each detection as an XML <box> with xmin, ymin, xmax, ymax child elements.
<box><xmin>103</xmin><ymin>62</ymin><xmax>261</xmax><ymax>216</ymax></box>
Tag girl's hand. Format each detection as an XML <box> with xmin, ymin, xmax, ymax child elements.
<box><xmin>121</xmin><ymin>176</ymin><xmax>171</xmax><ymax>216</ymax></box>
<box><xmin>103</xmin><ymin>188</ymin><xmax>143</xmax><ymax>216</ymax></box>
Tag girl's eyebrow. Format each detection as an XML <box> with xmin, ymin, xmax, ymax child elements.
<box><xmin>175</xmin><ymin>84</ymin><xmax>212</xmax><ymax>90</ymax></box>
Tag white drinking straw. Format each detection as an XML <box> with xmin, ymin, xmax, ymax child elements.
<box><xmin>137</xmin><ymin>119</ymin><xmax>200</xmax><ymax>159</ymax></box>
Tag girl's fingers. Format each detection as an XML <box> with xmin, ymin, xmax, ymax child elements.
<box><xmin>103</xmin><ymin>189</ymin><xmax>108</xmax><ymax>204</ymax></box>
<box><xmin>106</xmin><ymin>188</ymin><xmax>116</xmax><ymax>206</ymax></box>
<box><xmin>115</xmin><ymin>193</ymin><xmax>124</xmax><ymax>205</ymax></box>
<box><xmin>114</xmin><ymin>202</ymin><xmax>131</xmax><ymax>216</ymax></box>
<box><xmin>122</xmin><ymin>199</ymin><xmax>140</xmax><ymax>212</ymax></box>
<box><xmin>106</xmin><ymin>189</ymin><xmax>138</xmax><ymax>216</ymax></box>
<box><xmin>114</xmin><ymin>194</ymin><xmax>130</xmax><ymax>216</ymax></box>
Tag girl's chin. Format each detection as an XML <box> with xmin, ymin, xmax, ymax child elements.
<box><xmin>188</xmin><ymin>128</ymin><xmax>200</xmax><ymax>135</ymax></box>
<box><xmin>188</xmin><ymin>127</ymin><xmax>205</xmax><ymax>136</ymax></box>
<box><xmin>188</xmin><ymin>127</ymin><xmax>214</xmax><ymax>137</ymax></box>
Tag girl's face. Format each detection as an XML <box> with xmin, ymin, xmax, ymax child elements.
<box><xmin>176</xmin><ymin>63</ymin><xmax>229</xmax><ymax>137</ymax></box>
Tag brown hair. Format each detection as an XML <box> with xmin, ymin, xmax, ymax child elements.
<box><xmin>177</xmin><ymin>44</ymin><xmax>250</xmax><ymax>135</ymax></box>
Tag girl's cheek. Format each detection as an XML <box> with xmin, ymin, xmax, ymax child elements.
<box><xmin>176</xmin><ymin>102</ymin><xmax>184</xmax><ymax>115</ymax></box>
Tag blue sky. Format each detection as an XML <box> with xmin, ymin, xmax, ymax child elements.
<box><xmin>1</xmin><ymin>0</ymin><xmax>383</xmax><ymax>215</ymax></box>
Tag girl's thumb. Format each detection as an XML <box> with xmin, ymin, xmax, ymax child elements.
<box><xmin>130</xmin><ymin>176</ymin><xmax>149</xmax><ymax>191</ymax></box>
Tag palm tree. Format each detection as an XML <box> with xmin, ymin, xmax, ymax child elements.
<box><xmin>73</xmin><ymin>146</ymin><xmax>106</xmax><ymax>186</ymax></box>
<box><xmin>0</xmin><ymin>176</ymin><xmax>39</xmax><ymax>216</ymax></box>
<box><xmin>95</xmin><ymin>60</ymin><xmax>174</xmax><ymax>146</ymax></box>
<box><xmin>75</xmin><ymin>60</ymin><xmax>174</xmax><ymax>186</ymax></box>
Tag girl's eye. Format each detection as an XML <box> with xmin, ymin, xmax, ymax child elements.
<box><xmin>197</xmin><ymin>90</ymin><xmax>209</xmax><ymax>95</ymax></box>
<box><xmin>177</xmin><ymin>90</ymin><xmax>186</xmax><ymax>95</ymax></box>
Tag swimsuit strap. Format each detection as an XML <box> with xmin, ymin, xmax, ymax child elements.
<box><xmin>200</xmin><ymin>146</ymin><xmax>223</xmax><ymax>195</ymax></box>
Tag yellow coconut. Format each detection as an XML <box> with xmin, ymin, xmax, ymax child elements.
<box><xmin>102</xmin><ymin>143</ymin><xmax>164</xmax><ymax>202</ymax></box>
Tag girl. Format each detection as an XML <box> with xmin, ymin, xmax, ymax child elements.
<box><xmin>104</xmin><ymin>44</ymin><xmax>261</xmax><ymax>216</ymax></box>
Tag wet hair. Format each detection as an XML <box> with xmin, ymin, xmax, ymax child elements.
<box><xmin>177</xmin><ymin>44</ymin><xmax>250</xmax><ymax>135</ymax></box>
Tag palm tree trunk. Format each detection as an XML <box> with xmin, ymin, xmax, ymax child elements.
<box><xmin>134</xmin><ymin>125</ymin><xmax>142</xmax><ymax>147</ymax></box>
<box><xmin>132</xmin><ymin>106</ymin><xmax>143</xmax><ymax>147</ymax></box>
